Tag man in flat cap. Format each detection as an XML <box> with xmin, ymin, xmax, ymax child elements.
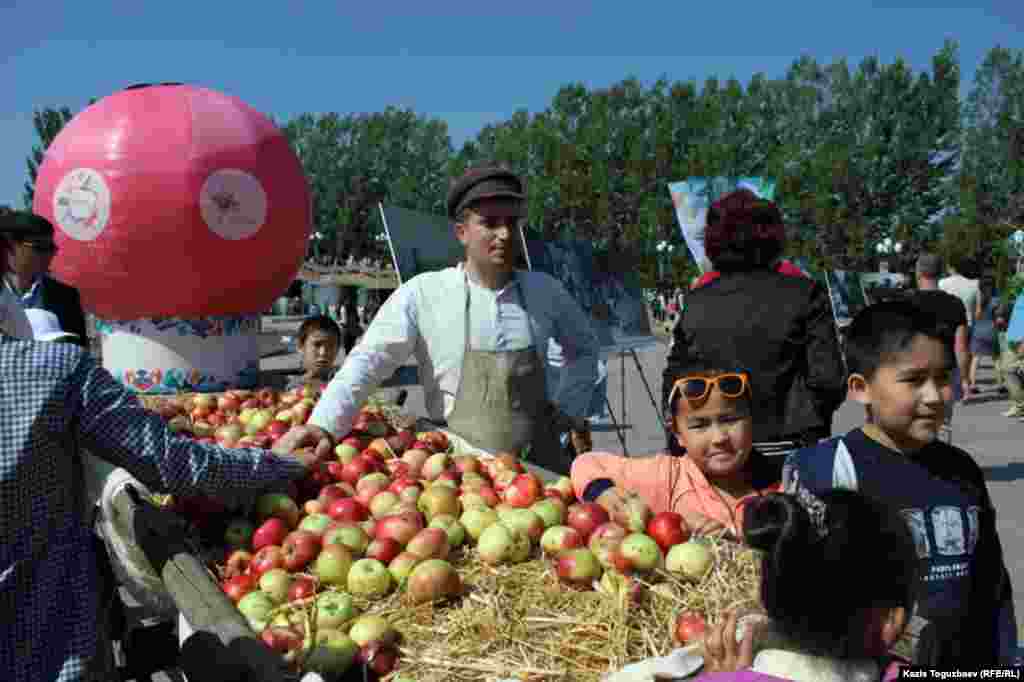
<box><xmin>1</xmin><ymin>209</ymin><xmax>88</xmax><ymax>346</ymax></box>
<box><xmin>310</xmin><ymin>165</ymin><xmax>599</xmax><ymax>473</ymax></box>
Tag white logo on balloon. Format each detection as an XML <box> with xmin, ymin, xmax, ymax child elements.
<box><xmin>53</xmin><ymin>168</ymin><xmax>112</xmax><ymax>241</ymax></box>
<box><xmin>200</xmin><ymin>169</ymin><xmax>267</xmax><ymax>240</ymax></box>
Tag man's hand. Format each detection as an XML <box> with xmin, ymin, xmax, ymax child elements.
<box><xmin>271</xmin><ymin>425</ymin><xmax>334</xmax><ymax>469</ymax></box>
<box><xmin>702</xmin><ymin>611</ymin><xmax>759</xmax><ymax>673</ymax></box>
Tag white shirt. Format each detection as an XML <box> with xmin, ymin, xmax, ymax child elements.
<box><xmin>0</xmin><ymin>287</ymin><xmax>33</xmax><ymax>339</ymax></box>
<box><xmin>310</xmin><ymin>265</ymin><xmax>600</xmax><ymax>439</ymax></box>
<box><xmin>940</xmin><ymin>274</ymin><xmax>979</xmax><ymax>326</ymax></box>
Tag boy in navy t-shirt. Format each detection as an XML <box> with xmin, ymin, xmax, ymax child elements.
<box><xmin>782</xmin><ymin>300</ymin><xmax>1016</xmax><ymax>666</ymax></box>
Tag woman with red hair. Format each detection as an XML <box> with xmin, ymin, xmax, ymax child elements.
<box><xmin>662</xmin><ymin>190</ymin><xmax>845</xmax><ymax>472</ymax></box>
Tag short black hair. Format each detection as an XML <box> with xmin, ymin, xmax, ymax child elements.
<box><xmin>744</xmin><ymin>490</ymin><xmax>918</xmax><ymax>658</ymax></box>
<box><xmin>298</xmin><ymin>315</ymin><xmax>341</xmax><ymax>345</ymax></box>
<box><xmin>844</xmin><ymin>300</ymin><xmax>952</xmax><ymax>381</ymax></box>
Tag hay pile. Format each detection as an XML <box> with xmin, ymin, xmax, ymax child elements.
<box><xmin>344</xmin><ymin>538</ymin><xmax>762</xmax><ymax>682</ymax></box>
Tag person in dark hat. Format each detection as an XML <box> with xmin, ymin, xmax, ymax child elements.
<box><xmin>309</xmin><ymin>165</ymin><xmax>600</xmax><ymax>474</ymax></box>
<box><xmin>0</xmin><ymin>209</ymin><xmax>33</xmax><ymax>338</ymax></box>
<box><xmin>1</xmin><ymin>209</ymin><xmax>88</xmax><ymax>347</ymax></box>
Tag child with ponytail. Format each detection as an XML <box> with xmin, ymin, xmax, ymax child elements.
<box><xmin>700</xmin><ymin>490</ymin><xmax>919</xmax><ymax>681</ymax></box>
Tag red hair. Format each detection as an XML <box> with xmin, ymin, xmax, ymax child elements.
<box><xmin>704</xmin><ymin>189</ymin><xmax>786</xmax><ymax>270</ymax></box>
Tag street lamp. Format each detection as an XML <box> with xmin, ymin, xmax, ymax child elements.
<box><xmin>875</xmin><ymin>238</ymin><xmax>903</xmax><ymax>273</ymax></box>
<box><xmin>1010</xmin><ymin>229</ymin><xmax>1024</xmax><ymax>274</ymax></box>
<box><xmin>656</xmin><ymin>240</ymin><xmax>675</xmax><ymax>282</ymax></box>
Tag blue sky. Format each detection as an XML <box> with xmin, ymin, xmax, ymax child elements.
<box><xmin>2</xmin><ymin>1</ymin><xmax>1021</xmax><ymax>208</ymax></box>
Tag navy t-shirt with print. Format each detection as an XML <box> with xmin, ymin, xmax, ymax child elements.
<box><xmin>782</xmin><ymin>428</ymin><xmax>1016</xmax><ymax>666</ymax></box>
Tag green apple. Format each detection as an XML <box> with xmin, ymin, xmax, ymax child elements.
<box><xmin>347</xmin><ymin>558</ymin><xmax>393</xmax><ymax>598</ymax></box>
<box><xmin>237</xmin><ymin>591</ymin><xmax>275</xmax><ymax>624</ymax></box>
<box><xmin>313</xmin><ymin>545</ymin><xmax>354</xmax><ymax>587</ymax></box>
<box><xmin>258</xmin><ymin>568</ymin><xmax>293</xmax><ymax>605</ymax></box>
<box><xmin>315</xmin><ymin>591</ymin><xmax>359</xmax><ymax>629</ymax></box>
<box><xmin>304</xmin><ymin>629</ymin><xmax>358</xmax><ymax>675</ymax></box>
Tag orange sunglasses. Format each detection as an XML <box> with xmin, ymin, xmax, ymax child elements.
<box><xmin>668</xmin><ymin>371</ymin><xmax>751</xmax><ymax>406</ymax></box>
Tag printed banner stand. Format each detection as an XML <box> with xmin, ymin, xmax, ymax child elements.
<box><xmin>97</xmin><ymin>315</ymin><xmax>261</xmax><ymax>394</ymax></box>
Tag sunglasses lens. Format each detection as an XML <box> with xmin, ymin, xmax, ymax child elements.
<box><xmin>682</xmin><ymin>379</ymin><xmax>708</xmax><ymax>399</ymax></box>
<box><xmin>719</xmin><ymin>376</ymin><xmax>744</xmax><ymax>396</ymax></box>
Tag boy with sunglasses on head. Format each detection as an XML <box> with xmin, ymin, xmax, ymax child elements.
<box><xmin>570</xmin><ymin>362</ymin><xmax>781</xmax><ymax>539</ymax></box>
<box><xmin>781</xmin><ymin>300</ymin><xmax>1016</xmax><ymax>667</ymax></box>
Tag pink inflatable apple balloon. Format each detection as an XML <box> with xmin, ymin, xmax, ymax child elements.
<box><xmin>32</xmin><ymin>82</ymin><xmax>312</xmax><ymax>319</ymax></box>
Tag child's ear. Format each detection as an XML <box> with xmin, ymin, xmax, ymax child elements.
<box><xmin>847</xmin><ymin>373</ymin><xmax>872</xmax><ymax>407</ymax></box>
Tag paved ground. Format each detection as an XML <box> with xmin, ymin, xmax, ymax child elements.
<box><xmin>262</xmin><ymin>324</ymin><xmax>1024</xmax><ymax>634</ymax></box>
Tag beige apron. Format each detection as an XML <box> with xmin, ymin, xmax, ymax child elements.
<box><xmin>444</xmin><ymin>274</ymin><xmax>569</xmax><ymax>474</ymax></box>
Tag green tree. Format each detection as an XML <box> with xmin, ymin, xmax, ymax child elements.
<box><xmin>282</xmin><ymin>107</ymin><xmax>453</xmax><ymax>263</ymax></box>
<box><xmin>23</xmin><ymin>106</ymin><xmax>75</xmax><ymax>208</ymax></box>
<box><xmin>961</xmin><ymin>45</ymin><xmax>1024</xmax><ymax>230</ymax></box>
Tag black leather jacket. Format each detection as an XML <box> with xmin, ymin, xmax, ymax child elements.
<box><xmin>663</xmin><ymin>269</ymin><xmax>845</xmax><ymax>443</ymax></box>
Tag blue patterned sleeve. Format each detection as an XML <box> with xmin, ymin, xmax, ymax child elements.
<box><xmin>69</xmin><ymin>354</ymin><xmax>308</xmax><ymax>498</ymax></box>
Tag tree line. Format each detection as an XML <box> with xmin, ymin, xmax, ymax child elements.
<box><xmin>19</xmin><ymin>42</ymin><xmax>1024</xmax><ymax>288</ymax></box>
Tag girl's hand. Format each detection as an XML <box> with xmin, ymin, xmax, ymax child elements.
<box><xmin>595</xmin><ymin>488</ymin><xmax>629</xmax><ymax>526</ymax></box>
<box><xmin>683</xmin><ymin>511</ymin><xmax>731</xmax><ymax>538</ymax></box>
<box><xmin>702</xmin><ymin>611</ymin><xmax>758</xmax><ymax>673</ymax></box>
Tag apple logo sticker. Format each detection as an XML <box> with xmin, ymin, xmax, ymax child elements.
<box><xmin>200</xmin><ymin>169</ymin><xmax>268</xmax><ymax>240</ymax></box>
<box><xmin>53</xmin><ymin>168</ymin><xmax>112</xmax><ymax>241</ymax></box>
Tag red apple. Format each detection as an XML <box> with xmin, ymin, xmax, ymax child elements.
<box><xmin>567</xmin><ymin>502</ymin><xmax>611</xmax><ymax>542</ymax></box>
<box><xmin>327</xmin><ymin>498</ymin><xmax>370</xmax><ymax>523</ymax></box>
<box><xmin>406</xmin><ymin>558</ymin><xmax>461</xmax><ymax>604</ymax></box>
<box><xmin>357</xmin><ymin>642</ymin><xmax>400</xmax><ymax>677</ymax></box>
<box><xmin>379</xmin><ymin>455</ymin><xmax>403</xmax><ymax>475</ymax></box>
<box><xmin>341</xmin><ymin>456</ymin><xmax>378</xmax><ymax>486</ymax></box>
<box><xmin>647</xmin><ymin>512</ymin><xmax>691</xmax><ymax>553</ymax></box>
<box><xmin>504</xmin><ymin>473</ymin><xmax>543</xmax><ymax>508</ymax></box>
<box><xmin>282</xmin><ymin>530</ymin><xmax>321</xmax><ymax>572</ymax></box>
<box><xmin>266</xmin><ymin>420</ymin><xmax>290</xmax><ymax>439</ymax></box>
<box><xmin>252</xmin><ymin>518</ymin><xmax>290</xmax><ymax>552</ymax></box>
<box><xmin>318</xmin><ymin>483</ymin><xmax>354</xmax><ymax>507</ymax></box>
<box><xmin>406</xmin><ymin>527</ymin><xmax>451</xmax><ymax>560</ymax></box>
<box><xmin>388</xmin><ymin>478</ymin><xmax>421</xmax><ymax>497</ymax></box>
<box><xmin>261</xmin><ymin>626</ymin><xmax>304</xmax><ymax>655</ymax></box>
<box><xmin>675</xmin><ymin>612</ymin><xmax>708</xmax><ymax>644</ymax></box>
<box><xmin>374</xmin><ymin>511</ymin><xmax>426</xmax><ymax>546</ymax></box>
<box><xmin>388</xmin><ymin>551</ymin><xmax>422</xmax><ymax>584</ymax></box>
<box><xmin>287</xmin><ymin>575</ymin><xmax>318</xmax><ymax>602</ymax></box>
<box><xmin>367</xmin><ymin>437</ymin><xmax>394</xmax><ymax>459</ymax></box>
<box><xmin>250</xmin><ymin>545</ymin><xmax>286</xmax><ymax>576</ymax></box>
<box><xmin>365</xmin><ymin>537</ymin><xmax>403</xmax><ymax>564</ymax></box>
<box><xmin>223</xmin><ymin>549</ymin><xmax>254</xmax><ymax>578</ymax></box>
<box><xmin>555</xmin><ymin>548</ymin><xmax>603</xmax><ymax>586</ymax></box>
<box><xmin>610</xmin><ymin>533</ymin><xmax>663</xmax><ymax>574</ymax></box>
<box><xmin>222</xmin><ymin>573</ymin><xmax>258</xmax><ymax>603</ymax></box>
<box><xmin>540</xmin><ymin>525</ymin><xmax>584</xmax><ymax>556</ymax></box>
<box><xmin>401</xmin><ymin>448</ymin><xmax>431</xmax><ymax>477</ymax></box>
